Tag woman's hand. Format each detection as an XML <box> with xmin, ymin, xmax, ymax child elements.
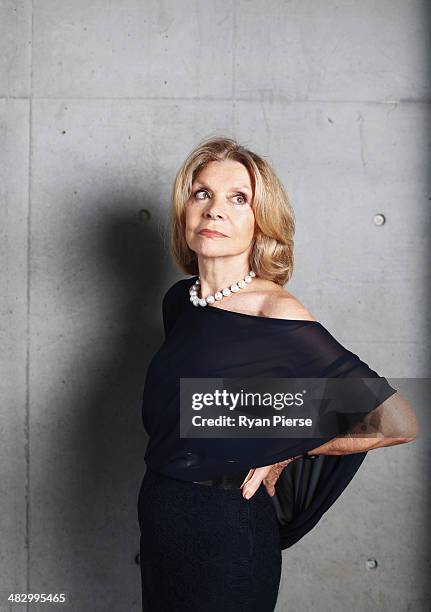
<box><xmin>240</xmin><ymin>456</ymin><xmax>302</xmax><ymax>499</ymax></box>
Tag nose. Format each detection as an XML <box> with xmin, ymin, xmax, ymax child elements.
<box><xmin>203</xmin><ymin>195</ymin><xmax>226</xmax><ymax>219</ymax></box>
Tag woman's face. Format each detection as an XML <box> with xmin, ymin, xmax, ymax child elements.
<box><xmin>185</xmin><ymin>160</ymin><xmax>255</xmax><ymax>261</ymax></box>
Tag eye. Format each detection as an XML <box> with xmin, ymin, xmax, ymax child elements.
<box><xmin>193</xmin><ymin>189</ymin><xmax>209</xmax><ymax>200</ymax></box>
<box><xmin>233</xmin><ymin>192</ymin><xmax>248</xmax><ymax>205</ymax></box>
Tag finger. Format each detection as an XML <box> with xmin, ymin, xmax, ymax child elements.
<box><xmin>241</xmin><ymin>467</ymin><xmax>264</xmax><ymax>492</ymax></box>
<box><xmin>240</xmin><ymin>468</ymin><xmax>255</xmax><ymax>489</ymax></box>
<box><xmin>262</xmin><ymin>466</ymin><xmax>283</xmax><ymax>495</ymax></box>
<box><xmin>240</xmin><ymin>468</ymin><xmax>254</xmax><ymax>488</ymax></box>
<box><xmin>263</xmin><ymin>482</ymin><xmax>276</xmax><ymax>497</ymax></box>
<box><xmin>242</xmin><ymin>466</ymin><xmax>272</xmax><ymax>499</ymax></box>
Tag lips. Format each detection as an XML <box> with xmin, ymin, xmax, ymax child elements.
<box><xmin>198</xmin><ymin>229</ymin><xmax>227</xmax><ymax>237</ymax></box>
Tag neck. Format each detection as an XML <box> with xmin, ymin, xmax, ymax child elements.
<box><xmin>196</xmin><ymin>256</ymin><xmax>252</xmax><ymax>297</ymax></box>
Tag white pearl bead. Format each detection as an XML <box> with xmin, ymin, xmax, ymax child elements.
<box><xmin>192</xmin><ymin>298</ymin><xmax>199</xmax><ymax>306</ymax></box>
<box><xmin>238</xmin><ymin>280</ymin><xmax>246</xmax><ymax>288</ymax></box>
<box><xmin>244</xmin><ymin>275</ymin><xmax>252</xmax><ymax>283</ymax></box>
<box><xmin>249</xmin><ymin>271</ymin><xmax>256</xmax><ymax>277</ymax></box>
<box><xmin>230</xmin><ymin>284</ymin><xmax>239</xmax><ymax>292</ymax></box>
<box><xmin>198</xmin><ymin>298</ymin><xmax>207</xmax><ymax>307</ymax></box>
<box><xmin>206</xmin><ymin>295</ymin><xmax>215</xmax><ymax>304</ymax></box>
<box><xmin>222</xmin><ymin>288</ymin><xmax>231</xmax><ymax>296</ymax></box>
<box><xmin>215</xmin><ymin>292</ymin><xmax>223</xmax><ymax>300</ymax></box>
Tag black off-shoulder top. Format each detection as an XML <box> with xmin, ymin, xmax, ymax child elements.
<box><xmin>140</xmin><ymin>275</ymin><xmax>398</xmax><ymax>550</ymax></box>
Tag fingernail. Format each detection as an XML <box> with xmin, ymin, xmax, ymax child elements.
<box><xmin>243</xmin><ymin>487</ymin><xmax>252</xmax><ymax>499</ymax></box>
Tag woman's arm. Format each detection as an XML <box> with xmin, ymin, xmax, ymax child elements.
<box><xmin>242</xmin><ymin>392</ymin><xmax>418</xmax><ymax>498</ymax></box>
<box><xmin>264</xmin><ymin>299</ymin><xmax>419</xmax><ymax>456</ymax></box>
<box><xmin>301</xmin><ymin>390</ymin><xmax>418</xmax><ymax>456</ymax></box>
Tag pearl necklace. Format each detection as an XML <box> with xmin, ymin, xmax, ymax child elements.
<box><xmin>189</xmin><ymin>270</ymin><xmax>257</xmax><ymax>307</ymax></box>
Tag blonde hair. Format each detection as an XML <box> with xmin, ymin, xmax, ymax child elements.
<box><xmin>169</xmin><ymin>136</ymin><xmax>295</xmax><ymax>286</ymax></box>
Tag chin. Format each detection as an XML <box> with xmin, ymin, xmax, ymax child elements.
<box><xmin>189</xmin><ymin>239</ymin><xmax>221</xmax><ymax>254</ymax></box>
<box><xmin>195</xmin><ymin>247</ymin><xmax>227</xmax><ymax>258</ymax></box>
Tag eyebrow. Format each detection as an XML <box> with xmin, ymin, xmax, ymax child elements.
<box><xmin>193</xmin><ymin>182</ymin><xmax>251</xmax><ymax>193</ymax></box>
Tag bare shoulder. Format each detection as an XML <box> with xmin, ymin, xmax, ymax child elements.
<box><xmin>262</xmin><ymin>286</ymin><xmax>318</xmax><ymax>322</ymax></box>
<box><xmin>219</xmin><ymin>278</ymin><xmax>318</xmax><ymax>321</ymax></box>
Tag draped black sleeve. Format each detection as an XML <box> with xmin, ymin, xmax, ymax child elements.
<box><xmin>141</xmin><ymin>276</ymin><xmax>398</xmax><ymax>550</ymax></box>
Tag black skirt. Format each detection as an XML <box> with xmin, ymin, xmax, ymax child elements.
<box><xmin>137</xmin><ymin>467</ymin><xmax>282</xmax><ymax>612</ymax></box>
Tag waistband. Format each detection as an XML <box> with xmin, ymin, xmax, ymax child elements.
<box><xmin>192</xmin><ymin>468</ymin><xmax>251</xmax><ymax>490</ymax></box>
<box><xmin>142</xmin><ymin>467</ymin><xmax>271</xmax><ymax>509</ymax></box>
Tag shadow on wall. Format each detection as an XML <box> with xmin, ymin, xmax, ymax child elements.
<box><xmin>38</xmin><ymin>185</ymin><xmax>173</xmax><ymax>608</ymax></box>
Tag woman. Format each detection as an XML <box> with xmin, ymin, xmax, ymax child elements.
<box><xmin>137</xmin><ymin>136</ymin><xmax>417</xmax><ymax>611</ymax></box>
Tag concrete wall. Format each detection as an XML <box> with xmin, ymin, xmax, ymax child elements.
<box><xmin>1</xmin><ymin>1</ymin><xmax>429</xmax><ymax>610</ymax></box>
